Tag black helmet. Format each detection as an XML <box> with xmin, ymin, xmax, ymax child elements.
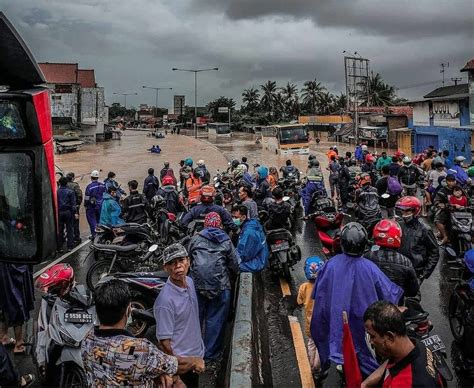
<box><xmin>309</xmin><ymin>159</ymin><xmax>320</xmax><ymax>167</ymax></box>
<box><xmin>152</xmin><ymin>194</ymin><xmax>165</xmax><ymax>209</ymax></box>
<box><xmin>231</xmin><ymin>159</ymin><xmax>239</xmax><ymax>169</ymax></box>
<box><xmin>308</xmin><ymin>154</ymin><xmax>316</xmax><ymax>161</ymax></box>
<box><xmin>340</xmin><ymin>222</ymin><xmax>368</xmax><ymax>256</ymax></box>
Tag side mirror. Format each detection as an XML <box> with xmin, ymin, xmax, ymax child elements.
<box><xmin>148</xmin><ymin>244</ymin><xmax>158</xmax><ymax>253</ymax></box>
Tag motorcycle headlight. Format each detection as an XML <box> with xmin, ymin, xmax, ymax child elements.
<box><xmin>58</xmin><ymin>327</ymin><xmax>81</xmax><ymax>348</ymax></box>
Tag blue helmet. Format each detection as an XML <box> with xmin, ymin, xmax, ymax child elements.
<box><xmin>464</xmin><ymin>249</ymin><xmax>474</xmax><ymax>273</ymax></box>
<box><xmin>304</xmin><ymin>256</ymin><xmax>325</xmax><ymax>280</ymax></box>
<box><xmin>184</xmin><ymin>158</ymin><xmax>193</xmax><ymax>167</ymax></box>
<box><xmin>257</xmin><ymin>166</ymin><xmax>268</xmax><ymax>179</ymax></box>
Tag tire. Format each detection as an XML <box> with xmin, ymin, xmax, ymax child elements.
<box><xmin>449</xmin><ymin>291</ymin><xmax>466</xmax><ymax>342</ymax></box>
<box><xmin>282</xmin><ymin>262</ymin><xmax>291</xmax><ymax>280</ymax></box>
<box><xmin>127</xmin><ymin>298</ymin><xmax>151</xmax><ymax>338</ymax></box>
<box><xmin>86</xmin><ymin>260</ymin><xmax>120</xmax><ymax>291</ymax></box>
<box><xmin>59</xmin><ymin>362</ymin><xmax>87</xmax><ymax>388</ymax></box>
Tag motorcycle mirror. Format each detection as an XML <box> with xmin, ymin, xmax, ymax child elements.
<box><xmin>445</xmin><ymin>247</ymin><xmax>457</xmax><ymax>258</ymax></box>
<box><xmin>283</xmin><ymin>196</ymin><xmax>290</xmax><ymax>202</ymax></box>
<box><xmin>213</xmin><ymin>176</ymin><xmax>218</xmax><ymax>181</ymax></box>
<box><xmin>148</xmin><ymin>244</ymin><xmax>159</xmax><ymax>253</ymax></box>
<box><xmin>215</xmin><ymin>182</ymin><xmax>220</xmax><ymax>188</ymax></box>
<box><xmin>381</xmin><ymin>193</ymin><xmax>390</xmax><ymax>199</ymax></box>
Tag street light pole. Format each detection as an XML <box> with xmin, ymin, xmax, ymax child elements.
<box><xmin>172</xmin><ymin>67</ymin><xmax>219</xmax><ymax>139</ymax></box>
<box><xmin>112</xmin><ymin>92</ymin><xmax>138</xmax><ymax>110</ymax></box>
<box><xmin>142</xmin><ymin>86</ymin><xmax>173</xmax><ymax>117</ymax></box>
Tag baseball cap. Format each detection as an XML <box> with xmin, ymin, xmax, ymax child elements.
<box><xmin>162</xmin><ymin>243</ymin><xmax>188</xmax><ymax>265</ymax></box>
<box><xmin>446</xmin><ymin>174</ymin><xmax>456</xmax><ymax>181</ymax></box>
<box><xmin>91</xmin><ymin>170</ymin><xmax>100</xmax><ymax>178</ymax></box>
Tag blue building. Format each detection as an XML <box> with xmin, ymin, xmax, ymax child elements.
<box><xmin>410</xmin><ymin>82</ymin><xmax>472</xmax><ymax>162</ymax></box>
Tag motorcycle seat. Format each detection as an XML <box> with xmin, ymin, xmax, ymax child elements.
<box><xmin>403</xmin><ymin>310</ymin><xmax>429</xmax><ymax>322</ymax></box>
<box><xmin>266</xmin><ymin>228</ymin><xmax>293</xmax><ymax>242</ymax></box>
<box><xmin>114</xmin><ymin>270</ymin><xmax>168</xmax><ymax>279</ymax></box>
<box><xmin>92</xmin><ymin>243</ymin><xmax>139</xmax><ymax>253</ymax></box>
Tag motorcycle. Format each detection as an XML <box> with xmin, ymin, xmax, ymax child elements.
<box><xmin>447</xmin><ymin>205</ymin><xmax>473</xmax><ymax>258</ymax></box>
<box><xmin>35</xmin><ymin>283</ymin><xmax>96</xmax><ymax>387</ymax></box>
<box><xmin>278</xmin><ymin>175</ymin><xmax>302</xmax><ymax>221</ymax></box>
<box><xmin>97</xmin><ymin>270</ymin><xmax>168</xmax><ymax>337</ymax></box>
<box><xmin>266</xmin><ymin>228</ymin><xmax>301</xmax><ymax>279</ymax></box>
<box><xmin>213</xmin><ymin>170</ymin><xmax>235</xmax><ymax>207</ymax></box>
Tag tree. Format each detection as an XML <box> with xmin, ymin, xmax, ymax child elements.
<box><xmin>281</xmin><ymin>82</ymin><xmax>300</xmax><ymax>119</ymax></box>
<box><xmin>241</xmin><ymin>87</ymin><xmax>260</xmax><ymax>115</ymax></box>
<box><xmin>318</xmin><ymin>91</ymin><xmax>335</xmax><ymax>115</ymax></box>
<box><xmin>361</xmin><ymin>72</ymin><xmax>396</xmax><ymax>106</ymax></box>
<box><xmin>333</xmin><ymin>93</ymin><xmax>347</xmax><ymax>113</ymax></box>
<box><xmin>301</xmin><ymin>79</ymin><xmax>326</xmax><ymax>114</ymax></box>
<box><xmin>206</xmin><ymin>96</ymin><xmax>236</xmax><ymax>122</ymax></box>
<box><xmin>260</xmin><ymin>80</ymin><xmax>278</xmax><ymax>117</ymax></box>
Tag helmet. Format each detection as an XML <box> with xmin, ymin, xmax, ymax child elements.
<box><xmin>468</xmin><ymin>166</ymin><xmax>474</xmax><ymax>177</ymax></box>
<box><xmin>361</xmin><ymin>145</ymin><xmax>368</xmax><ymax>151</ymax></box>
<box><xmin>365</xmin><ymin>154</ymin><xmax>374</xmax><ymax>163</ymax></box>
<box><xmin>91</xmin><ymin>170</ymin><xmax>100</xmax><ymax>178</ymax></box>
<box><xmin>204</xmin><ymin>212</ymin><xmax>222</xmax><ymax>228</ymax></box>
<box><xmin>231</xmin><ymin>159</ymin><xmax>240</xmax><ymax>169</ymax></box>
<box><xmin>162</xmin><ymin>243</ymin><xmax>188</xmax><ymax>265</ymax></box>
<box><xmin>402</xmin><ymin>156</ymin><xmax>411</xmax><ymax>165</ymax></box>
<box><xmin>184</xmin><ymin>158</ymin><xmax>193</xmax><ymax>167</ymax></box>
<box><xmin>309</xmin><ymin>159</ymin><xmax>320</xmax><ymax>168</ymax></box>
<box><xmin>162</xmin><ymin>175</ymin><xmax>174</xmax><ymax>186</ymax></box>
<box><xmin>373</xmin><ymin>219</ymin><xmax>402</xmax><ymax>249</ymax></box>
<box><xmin>308</xmin><ymin>154</ymin><xmax>316</xmax><ymax>161</ymax></box>
<box><xmin>152</xmin><ymin>194</ymin><xmax>166</xmax><ymax>208</ymax></box>
<box><xmin>197</xmin><ymin>159</ymin><xmax>205</xmax><ymax>166</ymax></box>
<box><xmin>454</xmin><ymin>156</ymin><xmax>466</xmax><ymax>164</ymax></box>
<box><xmin>340</xmin><ymin>222</ymin><xmax>368</xmax><ymax>257</ymax></box>
<box><xmin>304</xmin><ymin>256</ymin><xmax>325</xmax><ymax>280</ymax></box>
<box><xmin>233</xmin><ymin>165</ymin><xmax>246</xmax><ymax>179</ymax></box>
<box><xmin>257</xmin><ymin>166</ymin><xmax>269</xmax><ymax>179</ymax></box>
<box><xmin>35</xmin><ymin>263</ymin><xmax>74</xmax><ymax>297</ymax></box>
<box><xmin>395</xmin><ymin>196</ymin><xmax>421</xmax><ymax>217</ymax></box>
<box><xmin>357</xmin><ymin>173</ymin><xmax>371</xmax><ymax>186</ymax></box>
<box><xmin>66</xmin><ymin>172</ymin><xmax>75</xmax><ymax>181</ymax></box>
<box><xmin>464</xmin><ymin>249</ymin><xmax>474</xmax><ymax>273</ymax></box>
<box><xmin>200</xmin><ymin>185</ymin><xmax>216</xmax><ymax>203</ymax></box>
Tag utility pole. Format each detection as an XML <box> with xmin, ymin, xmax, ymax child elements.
<box><xmin>451</xmin><ymin>77</ymin><xmax>462</xmax><ymax>86</ymax></box>
<box><xmin>142</xmin><ymin>86</ymin><xmax>173</xmax><ymax>117</ymax></box>
<box><xmin>440</xmin><ymin>62</ymin><xmax>449</xmax><ymax>86</ymax></box>
<box><xmin>113</xmin><ymin>92</ymin><xmax>138</xmax><ymax>110</ymax></box>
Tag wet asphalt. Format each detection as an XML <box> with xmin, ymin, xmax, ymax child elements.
<box><xmin>8</xmin><ymin>131</ymin><xmax>471</xmax><ymax>387</ymax></box>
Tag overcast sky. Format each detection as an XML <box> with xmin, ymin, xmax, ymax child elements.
<box><xmin>2</xmin><ymin>0</ymin><xmax>473</xmax><ymax>109</ymax></box>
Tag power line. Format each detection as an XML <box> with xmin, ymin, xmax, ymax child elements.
<box><xmin>395</xmin><ymin>80</ymin><xmax>441</xmax><ymax>91</ymax></box>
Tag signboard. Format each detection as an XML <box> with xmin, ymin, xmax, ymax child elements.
<box><xmin>173</xmin><ymin>95</ymin><xmax>185</xmax><ymax>115</ymax></box>
<box><xmin>218</xmin><ymin>107</ymin><xmax>229</xmax><ymax>113</ymax></box>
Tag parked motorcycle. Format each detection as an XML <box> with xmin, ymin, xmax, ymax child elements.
<box><xmin>266</xmin><ymin>228</ymin><xmax>301</xmax><ymax>279</ymax></box>
<box><xmin>34</xmin><ymin>264</ymin><xmax>96</xmax><ymax>388</ymax></box>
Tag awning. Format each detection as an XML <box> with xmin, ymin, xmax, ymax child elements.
<box><xmin>390</xmin><ymin>127</ymin><xmax>412</xmax><ymax>132</ymax></box>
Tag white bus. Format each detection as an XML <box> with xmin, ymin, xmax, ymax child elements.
<box><xmin>207</xmin><ymin>122</ymin><xmax>231</xmax><ymax>137</ymax></box>
<box><xmin>261</xmin><ymin>124</ymin><xmax>310</xmax><ymax>155</ymax></box>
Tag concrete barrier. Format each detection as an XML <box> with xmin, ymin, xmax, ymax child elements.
<box><xmin>229</xmin><ymin>273</ymin><xmax>253</xmax><ymax>387</ymax></box>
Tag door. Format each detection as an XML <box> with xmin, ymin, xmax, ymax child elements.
<box><xmin>397</xmin><ymin>132</ymin><xmax>412</xmax><ymax>156</ymax></box>
<box><xmin>416</xmin><ymin>134</ymin><xmax>438</xmax><ymax>153</ymax></box>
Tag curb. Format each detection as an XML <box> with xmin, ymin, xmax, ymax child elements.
<box><xmin>229</xmin><ymin>273</ymin><xmax>253</xmax><ymax>387</ymax></box>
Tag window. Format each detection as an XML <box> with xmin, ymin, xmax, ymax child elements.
<box><xmin>279</xmin><ymin>127</ymin><xmax>309</xmax><ymax>144</ymax></box>
<box><xmin>52</xmin><ymin>95</ymin><xmax>62</xmax><ymax>101</ymax></box>
<box><xmin>0</xmin><ymin>153</ymin><xmax>37</xmax><ymax>258</ymax></box>
<box><xmin>0</xmin><ymin>101</ymin><xmax>26</xmax><ymax>139</ymax></box>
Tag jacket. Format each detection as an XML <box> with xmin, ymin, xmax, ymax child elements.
<box><xmin>280</xmin><ymin>165</ymin><xmax>300</xmax><ymax>180</ymax></box>
<box><xmin>181</xmin><ymin>203</ymin><xmax>237</xmax><ymax>231</ymax></box>
<box><xmin>355</xmin><ymin>185</ymin><xmax>381</xmax><ymax>219</ymax></box>
<box><xmin>99</xmin><ymin>193</ymin><xmax>125</xmax><ymax>226</ymax></box>
<box><xmin>194</xmin><ymin>166</ymin><xmax>211</xmax><ymax>184</ymax></box>
<box><xmin>104</xmin><ymin>178</ymin><xmax>126</xmax><ymax>199</ymax></box>
<box><xmin>185</xmin><ymin>177</ymin><xmax>202</xmax><ymax>205</ymax></box>
<box><xmin>143</xmin><ymin>175</ymin><xmax>160</xmax><ymax>201</ymax></box>
<box><xmin>242</xmin><ymin>199</ymin><xmax>258</xmax><ymax>220</ymax></box>
<box><xmin>254</xmin><ymin>179</ymin><xmax>271</xmax><ymax>206</ymax></box>
<box><xmin>84</xmin><ymin>180</ymin><xmax>105</xmax><ymax>210</ymax></box>
<box><xmin>365</xmin><ymin>247</ymin><xmax>419</xmax><ymax>297</ymax></box>
<box><xmin>121</xmin><ymin>192</ymin><xmax>148</xmax><ymax>224</ymax></box>
<box><xmin>389</xmin><ymin>162</ymin><xmax>401</xmax><ymax>177</ymax></box>
<box><xmin>238</xmin><ymin>219</ymin><xmax>269</xmax><ymax>273</ymax></box>
<box><xmin>156</xmin><ymin>186</ymin><xmax>182</xmax><ymax>215</ymax></box>
<box><xmin>375</xmin><ymin>156</ymin><xmax>391</xmax><ymax>171</ymax></box>
<box><xmin>266</xmin><ymin>201</ymin><xmax>291</xmax><ymax>230</ymax></box>
<box><xmin>160</xmin><ymin>167</ymin><xmax>177</xmax><ymax>183</ymax></box>
<box><xmin>398</xmin><ymin>165</ymin><xmax>420</xmax><ymax>186</ymax></box>
<box><xmin>188</xmin><ymin>228</ymin><xmax>240</xmax><ymax>297</ymax></box>
<box><xmin>398</xmin><ymin>218</ymin><xmax>439</xmax><ymax>279</ymax></box>
<box><xmin>67</xmin><ymin>181</ymin><xmax>83</xmax><ymax>206</ymax></box>
<box><xmin>57</xmin><ymin>186</ymin><xmax>76</xmax><ymax>213</ymax></box>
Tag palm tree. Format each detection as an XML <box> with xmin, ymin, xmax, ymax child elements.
<box><xmin>273</xmin><ymin>92</ymin><xmax>286</xmax><ymax>121</ymax></box>
<box><xmin>301</xmin><ymin>79</ymin><xmax>326</xmax><ymax>113</ymax></box>
<box><xmin>242</xmin><ymin>87</ymin><xmax>260</xmax><ymax>115</ymax></box>
<box><xmin>333</xmin><ymin>93</ymin><xmax>347</xmax><ymax>113</ymax></box>
<box><xmin>260</xmin><ymin>80</ymin><xmax>278</xmax><ymax>116</ymax></box>
<box><xmin>281</xmin><ymin>82</ymin><xmax>299</xmax><ymax>119</ymax></box>
<box><xmin>361</xmin><ymin>72</ymin><xmax>396</xmax><ymax>106</ymax></box>
<box><xmin>318</xmin><ymin>91</ymin><xmax>335</xmax><ymax>115</ymax></box>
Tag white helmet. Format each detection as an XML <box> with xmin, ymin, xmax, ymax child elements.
<box><xmin>197</xmin><ymin>159</ymin><xmax>205</xmax><ymax>166</ymax></box>
<box><xmin>454</xmin><ymin>156</ymin><xmax>466</xmax><ymax>163</ymax></box>
<box><xmin>402</xmin><ymin>156</ymin><xmax>411</xmax><ymax>165</ymax></box>
<box><xmin>361</xmin><ymin>145</ymin><xmax>368</xmax><ymax>151</ymax></box>
<box><xmin>91</xmin><ymin>170</ymin><xmax>100</xmax><ymax>178</ymax></box>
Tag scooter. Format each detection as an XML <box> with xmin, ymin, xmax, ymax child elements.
<box><xmin>35</xmin><ymin>284</ymin><xmax>96</xmax><ymax>387</ymax></box>
<box><xmin>266</xmin><ymin>228</ymin><xmax>301</xmax><ymax>279</ymax></box>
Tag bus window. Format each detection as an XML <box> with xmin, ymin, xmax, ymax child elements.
<box><xmin>0</xmin><ymin>101</ymin><xmax>26</xmax><ymax>139</ymax></box>
<box><xmin>0</xmin><ymin>153</ymin><xmax>37</xmax><ymax>258</ymax></box>
<box><xmin>279</xmin><ymin>127</ymin><xmax>308</xmax><ymax>144</ymax></box>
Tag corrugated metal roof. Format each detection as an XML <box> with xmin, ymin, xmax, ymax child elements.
<box><xmin>424</xmin><ymin>84</ymin><xmax>468</xmax><ymax>98</ymax></box>
<box><xmin>39</xmin><ymin>62</ymin><xmax>78</xmax><ymax>84</ymax></box>
<box><xmin>461</xmin><ymin>59</ymin><xmax>474</xmax><ymax>72</ymax></box>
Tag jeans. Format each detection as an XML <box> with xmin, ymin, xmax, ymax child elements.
<box><xmin>58</xmin><ymin>210</ymin><xmax>74</xmax><ymax>249</ymax></box>
<box><xmin>197</xmin><ymin>289</ymin><xmax>231</xmax><ymax>361</ymax></box>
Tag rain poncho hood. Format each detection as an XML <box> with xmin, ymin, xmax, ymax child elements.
<box><xmin>257</xmin><ymin>166</ymin><xmax>269</xmax><ymax>180</ymax></box>
<box><xmin>199</xmin><ymin>227</ymin><xmax>230</xmax><ymax>244</ymax></box>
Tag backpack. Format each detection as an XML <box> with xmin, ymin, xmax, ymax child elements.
<box><xmin>387</xmin><ymin>176</ymin><xmax>403</xmax><ymax>196</ymax></box>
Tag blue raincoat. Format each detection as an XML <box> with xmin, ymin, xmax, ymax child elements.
<box><xmin>448</xmin><ymin>165</ymin><xmax>469</xmax><ymax>186</ymax></box>
<box><xmin>311</xmin><ymin>253</ymin><xmax>403</xmax><ymax>376</ymax></box>
<box><xmin>237</xmin><ymin>219</ymin><xmax>269</xmax><ymax>273</ymax></box>
<box><xmin>99</xmin><ymin>193</ymin><xmax>125</xmax><ymax>226</ymax></box>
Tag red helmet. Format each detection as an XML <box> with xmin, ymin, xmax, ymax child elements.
<box><xmin>35</xmin><ymin>263</ymin><xmax>74</xmax><ymax>297</ymax></box>
<box><xmin>395</xmin><ymin>196</ymin><xmax>421</xmax><ymax>216</ymax></box>
<box><xmin>200</xmin><ymin>185</ymin><xmax>216</xmax><ymax>203</ymax></box>
<box><xmin>162</xmin><ymin>175</ymin><xmax>174</xmax><ymax>186</ymax></box>
<box><xmin>365</xmin><ymin>154</ymin><xmax>374</xmax><ymax>163</ymax></box>
<box><xmin>373</xmin><ymin>219</ymin><xmax>402</xmax><ymax>249</ymax></box>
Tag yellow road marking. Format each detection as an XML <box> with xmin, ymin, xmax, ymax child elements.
<box><xmin>289</xmin><ymin>315</ymin><xmax>316</xmax><ymax>388</ymax></box>
<box><xmin>280</xmin><ymin>278</ymin><xmax>291</xmax><ymax>296</ymax></box>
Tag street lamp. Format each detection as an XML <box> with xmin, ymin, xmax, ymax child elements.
<box><xmin>172</xmin><ymin>67</ymin><xmax>219</xmax><ymax>138</ymax></box>
<box><xmin>112</xmin><ymin>92</ymin><xmax>138</xmax><ymax>109</ymax></box>
<box><xmin>142</xmin><ymin>86</ymin><xmax>173</xmax><ymax>117</ymax></box>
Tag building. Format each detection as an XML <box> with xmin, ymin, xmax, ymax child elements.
<box><xmin>38</xmin><ymin>62</ymin><xmax>107</xmax><ymax>142</ymax></box>
<box><xmin>461</xmin><ymin>58</ymin><xmax>474</xmax><ymax>159</ymax></box>
<box><xmin>410</xmin><ymin>77</ymin><xmax>471</xmax><ymax>161</ymax></box>
<box><xmin>298</xmin><ymin>115</ymin><xmax>352</xmax><ymax>142</ymax></box>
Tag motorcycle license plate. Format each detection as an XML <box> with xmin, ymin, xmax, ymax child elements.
<box><xmin>271</xmin><ymin>241</ymin><xmax>290</xmax><ymax>252</ymax></box>
<box><xmin>421</xmin><ymin>334</ymin><xmax>445</xmax><ymax>352</ymax></box>
<box><xmin>64</xmin><ymin>312</ymin><xmax>93</xmax><ymax>324</ymax></box>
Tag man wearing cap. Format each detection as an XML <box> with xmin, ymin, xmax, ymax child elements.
<box><xmin>84</xmin><ymin>170</ymin><xmax>106</xmax><ymax>238</ymax></box>
<box><xmin>154</xmin><ymin>243</ymin><xmax>205</xmax><ymax>387</ymax></box>
<box><xmin>188</xmin><ymin>212</ymin><xmax>240</xmax><ymax>364</ymax></box>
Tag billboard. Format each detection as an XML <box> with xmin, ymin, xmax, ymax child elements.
<box><xmin>174</xmin><ymin>95</ymin><xmax>185</xmax><ymax>115</ymax></box>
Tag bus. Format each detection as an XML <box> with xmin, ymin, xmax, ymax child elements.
<box><xmin>261</xmin><ymin>124</ymin><xmax>310</xmax><ymax>155</ymax></box>
<box><xmin>207</xmin><ymin>122</ymin><xmax>231</xmax><ymax>137</ymax></box>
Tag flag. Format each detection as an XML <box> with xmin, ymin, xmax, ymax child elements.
<box><xmin>342</xmin><ymin>311</ymin><xmax>362</xmax><ymax>387</ymax></box>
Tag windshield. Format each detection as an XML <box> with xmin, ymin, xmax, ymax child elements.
<box><xmin>0</xmin><ymin>101</ymin><xmax>26</xmax><ymax>139</ymax></box>
<box><xmin>278</xmin><ymin>127</ymin><xmax>308</xmax><ymax>144</ymax></box>
<box><xmin>215</xmin><ymin>125</ymin><xmax>230</xmax><ymax>134</ymax></box>
<box><xmin>0</xmin><ymin>153</ymin><xmax>37</xmax><ymax>258</ymax></box>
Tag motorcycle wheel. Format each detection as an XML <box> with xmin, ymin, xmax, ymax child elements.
<box><xmin>127</xmin><ymin>298</ymin><xmax>150</xmax><ymax>338</ymax></box>
<box><xmin>449</xmin><ymin>291</ymin><xmax>466</xmax><ymax>342</ymax></box>
<box><xmin>282</xmin><ymin>262</ymin><xmax>291</xmax><ymax>280</ymax></box>
<box><xmin>86</xmin><ymin>260</ymin><xmax>120</xmax><ymax>291</ymax></box>
<box><xmin>59</xmin><ymin>362</ymin><xmax>87</xmax><ymax>388</ymax></box>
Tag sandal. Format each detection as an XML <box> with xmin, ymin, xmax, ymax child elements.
<box><xmin>20</xmin><ymin>374</ymin><xmax>35</xmax><ymax>387</ymax></box>
<box><xmin>13</xmin><ymin>343</ymin><xmax>26</xmax><ymax>355</ymax></box>
<box><xmin>1</xmin><ymin>337</ymin><xmax>16</xmax><ymax>347</ymax></box>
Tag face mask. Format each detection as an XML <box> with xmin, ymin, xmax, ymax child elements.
<box><xmin>233</xmin><ymin>218</ymin><xmax>242</xmax><ymax>227</ymax></box>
